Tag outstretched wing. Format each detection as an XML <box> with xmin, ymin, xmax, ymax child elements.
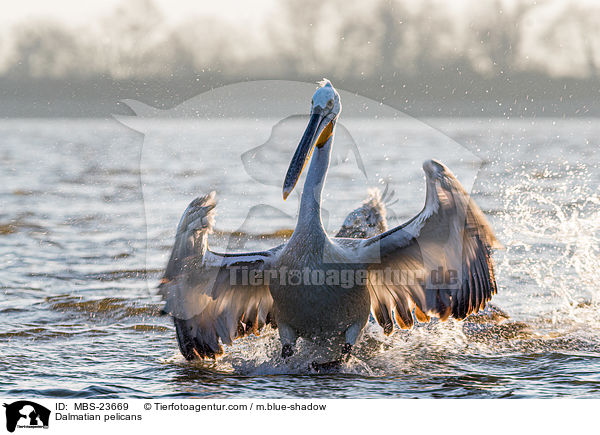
<box><xmin>159</xmin><ymin>192</ymin><xmax>282</xmax><ymax>359</ymax></box>
<box><xmin>359</xmin><ymin>160</ymin><xmax>501</xmax><ymax>334</ymax></box>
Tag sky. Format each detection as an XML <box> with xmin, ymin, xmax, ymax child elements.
<box><xmin>2</xmin><ymin>0</ymin><xmax>276</xmax><ymax>27</ymax></box>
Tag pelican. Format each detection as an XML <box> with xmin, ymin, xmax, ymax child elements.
<box><xmin>335</xmin><ymin>187</ymin><xmax>394</xmax><ymax>239</ymax></box>
<box><xmin>159</xmin><ymin>79</ymin><xmax>500</xmax><ymax>365</ymax></box>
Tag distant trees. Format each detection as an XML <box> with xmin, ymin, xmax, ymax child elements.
<box><xmin>99</xmin><ymin>0</ymin><xmax>166</xmax><ymax>78</ymax></box>
<box><xmin>0</xmin><ymin>0</ymin><xmax>598</xmax><ymax>84</ymax></box>
<box><xmin>7</xmin><ymin>20</ymin><xmax>89</xmax><ymax>79</ymax></box>
<box><xmin>468</xmin><ymin>0</ymin><xmax>545</xmax><ymax>77</ymax></box>
<box><xmin>539</xmin><ymin>1</ymin><xmax>600</xmax><ymax>78</ymax></box>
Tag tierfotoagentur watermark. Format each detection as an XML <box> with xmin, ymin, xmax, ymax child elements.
<box><xmin>228</xmin><ymin>266</ymin><xmax>460</xmax><ymax>289</ymax></box>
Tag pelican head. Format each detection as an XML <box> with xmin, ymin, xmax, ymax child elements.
<box><xmin>282</xmin><ymin>79</ymin><xmax>341</xmax><ymax>200</ymax></box>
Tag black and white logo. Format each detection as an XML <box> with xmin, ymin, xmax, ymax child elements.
<box><xmin>3</xmin><ymin>401</ymin><xmax>50</xmax><ymax>433</ymax></box>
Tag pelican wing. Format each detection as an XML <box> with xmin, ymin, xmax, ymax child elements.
<box><xmin>359</xmin><ymin>160</ymin><xmax>500</xmax><ymax>333</ymax></box>
<box><xmin>159</xmin><ymin>192</ymin><xmax>281</xmax><ymax>359</ymax></box>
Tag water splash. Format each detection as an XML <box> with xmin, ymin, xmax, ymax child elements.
<box><xmin>496</xmin><ymin>162</ymin><xmax>600</xmax><ymax>325</ymax></box>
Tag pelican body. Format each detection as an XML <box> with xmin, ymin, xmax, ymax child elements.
<box><xmin>159</xmin><ymin>80</ymin><xmax>499</xmax><ymax>364</ymax></box>
<box><xmin>271</xmin><ymin>84</ymin><xmax>371</xmax><ymax>357</ymax></box>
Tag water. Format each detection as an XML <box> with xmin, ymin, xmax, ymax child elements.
<box><xmin>1</xmin><ymin>117</ymin><xmax>599</xmax><ymax>399</ymax></box>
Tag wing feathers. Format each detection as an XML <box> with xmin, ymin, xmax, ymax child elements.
<box><xmin>364</xmin><ymin>160</ymin><xmax>499</xmax><ymax>332</ymax></box>
<box><xmin>160</xmin><ymin>193</ymin><xmax>278</xmax><ymax>360</ymax></box>
<box><xmin>414</xmin><ymin>305</ymin><xmax>430</xmax><ymax>323</ymax></box>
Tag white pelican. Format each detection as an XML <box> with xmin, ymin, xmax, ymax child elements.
<box><xmin>159</xmin><ymin>79</ymin><xmax>500</xmax><ymax>364</ymax></box>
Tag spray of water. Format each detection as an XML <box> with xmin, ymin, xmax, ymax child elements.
<box><xmin>496</xmin><ymin>162</ymin><xmax>600</xmax><ymax>329</ymax></box>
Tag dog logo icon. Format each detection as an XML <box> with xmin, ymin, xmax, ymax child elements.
<box><xmin>3</xmin><ymin>401</ymin><xmax>50</xmax><ymax>433</ymax></box>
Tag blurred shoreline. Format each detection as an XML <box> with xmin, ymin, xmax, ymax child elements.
<box><xmin>2</xmin><ymin>75</ymin><xmax>599</xmax><ymax>118</ymax></box>
<box><xmin>2</xmin><ymin>0</ymin><xmax>600</xmax><ymax>118</ymax></box>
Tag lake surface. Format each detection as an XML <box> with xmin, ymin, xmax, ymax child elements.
<box><xmin>1</xmin><ymin>116</ymin><xmax>599</xmax><ymax>398</ymax></box>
